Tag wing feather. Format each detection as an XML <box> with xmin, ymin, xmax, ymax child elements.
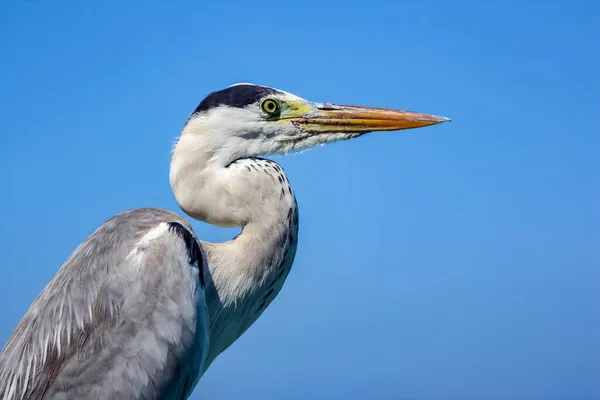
<box><xmin>0</xmin><ymin>208</ymin><xmax>209</xmax><ymax>400</ymax></box>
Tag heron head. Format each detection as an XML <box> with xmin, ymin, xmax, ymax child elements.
<box><xmin>178</xmin><ymin>83</ymin><xmax>449</xmax><ymax>163</ymax></box>
<box><xmin>171</xmin><ymin>84</ymin><xmax>449</xmax><ymax>226</ymax></box>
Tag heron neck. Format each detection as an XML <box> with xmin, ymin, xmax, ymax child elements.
<box><xmin>170</xmin><ymin>138</ymin><xmax>300</xmax><ymax>369</ymax></box>
<box><xmin>197</xmin><ymin>159</ymin><xmax>299</xmax><ymax>371</ymax></box>
<box><xmin>202</xmin><ymin>165</ymin><xmax>298</xmax><ymax>301</ymax></box>
<box><xmin>200</xmin><ymin>198</ymin><xmax>299</xmax><ymax>371</ymax></box>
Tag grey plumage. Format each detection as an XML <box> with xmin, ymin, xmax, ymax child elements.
<box><xmin>0</xmin><ymin>209</ymin><xmax>209</xmax><ymax>399</ymax></box>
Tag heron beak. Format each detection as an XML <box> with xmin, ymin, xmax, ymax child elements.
<box><xmin>293</xmin><ymin>103</ymin><xmax>450</xmax><ymax>134</ymax></box>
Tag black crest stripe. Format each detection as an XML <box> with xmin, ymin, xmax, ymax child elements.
<box><xmin>167</xmin><ymin>222</ymin><xmax>205</xmax><ymax>288</ymax></box>
<box><xmin>192</xmin><ymin>84</ymin><xmax>282</xmax><ymax>115</ymax></box>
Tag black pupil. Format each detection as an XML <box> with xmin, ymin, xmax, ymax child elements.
<box><xmin>266</xmin><ymin>102</ymin><xmax>275</xmax><ymax>111</ymax></box>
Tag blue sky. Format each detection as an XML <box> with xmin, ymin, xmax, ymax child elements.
<box><xmin>0</xmin><ymin>0</ymin><xmax>598</xmax><ymax>399</ymax></box>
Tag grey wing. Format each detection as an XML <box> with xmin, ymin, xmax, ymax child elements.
<box><xmin>0</xmin><ymin>208</ymin><xmax>209</xmax><ymax>400</ymax></box>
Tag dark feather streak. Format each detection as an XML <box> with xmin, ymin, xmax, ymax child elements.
<box><xmin>167</xmin><ymin>222</ymin><xmax>205</xmax><ymax>288</ymax></box>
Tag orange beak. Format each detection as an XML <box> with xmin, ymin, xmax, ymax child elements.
<box><xmin>293</xmin><ymin>103</ymin><xmax>450</xmax><ymax>134</ymax></box>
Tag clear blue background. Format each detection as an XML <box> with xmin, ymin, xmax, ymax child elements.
<box><xmin>0</xmin><ymin>1</ymin><xmax>598</xmax><ymax>399</ymax></box>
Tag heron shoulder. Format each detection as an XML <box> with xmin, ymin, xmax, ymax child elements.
<box><xmin>0</xmin><ymin>208</ymin><xmax>208</xmax><ymax>400</ymax></box>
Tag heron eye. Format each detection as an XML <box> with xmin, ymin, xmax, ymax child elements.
<box><xmin>261</xmin><ymin>99</ymin><xmax>280</xmax><ymax>115</ymax></box>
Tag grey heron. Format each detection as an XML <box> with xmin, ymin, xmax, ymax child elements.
<box><xmin>0</xmin><ymin>83</ymin><xmax>449</xmax><ymax>399</ymax></box>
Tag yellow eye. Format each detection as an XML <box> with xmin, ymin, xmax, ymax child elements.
<box><xmin>261</xmin><ymin>99</ymin><xmax>280</xmax><ymax>114</ymax></box>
